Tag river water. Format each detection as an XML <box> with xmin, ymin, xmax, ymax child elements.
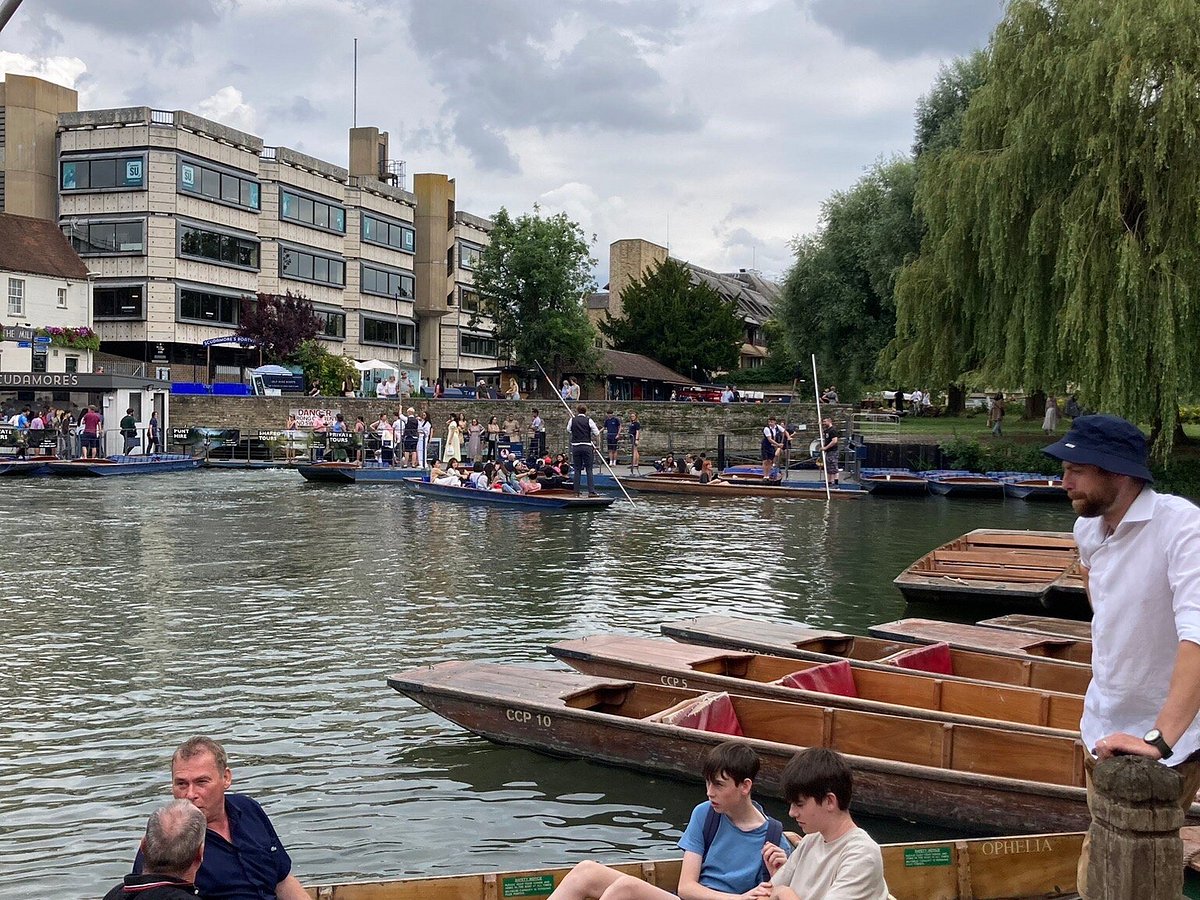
<box><xmin>0</xmin><ymin>471</ymin><xmax>1077</xmax><ymax>897</ymax></box>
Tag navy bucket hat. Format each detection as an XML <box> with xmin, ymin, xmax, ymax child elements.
<box><xmin>1042</xmin><ymin>414</ymin><xmax>1153</xmax><ymax>482</ymax></box>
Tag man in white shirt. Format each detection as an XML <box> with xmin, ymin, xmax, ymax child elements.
<box><xmin>1044</xmin><ymin>414</ymin><xmax>1200</xmax><ymax>897</ymax></box>
<box><xmin>762</xmin><ymin>748</ymin><xmax>888</xmax><ymax>900</ymax></box>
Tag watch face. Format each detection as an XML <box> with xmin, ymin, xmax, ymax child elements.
<box><xmin>1146</xmin><ymin>729</ymin><xmax>1162</xmax><ymax>742</ymax></box>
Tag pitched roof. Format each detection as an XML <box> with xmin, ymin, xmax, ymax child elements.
<box><xmin>681</xmin><ymin>262</ymin><xmax>780</xmax><ymax>326</ymax></box>
<box><xmin>601</xmin><ymin>349</ymin><xmax>696</xmax><ymax>385</ymax></box>
<box><xmin>0</xmin><ymin>213</ymin><xmax>90</xmax><ymax>280</ymax></box>
<box><xmin>586</xmin><ymin>291</ymin><xmax>610</xmax><ymax>310</ymax></box>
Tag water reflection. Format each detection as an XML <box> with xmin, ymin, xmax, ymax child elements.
<box><xmin>0</xmin><ymin>472</ymin><xmax>1076</xmax><ymax>897</ymax></box>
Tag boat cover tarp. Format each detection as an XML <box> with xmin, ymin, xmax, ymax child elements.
<box><xmin>661</xmin><ymin>691</ymin><xmax>743</xmax><ymax>736</ymax></box>
<box><xmin>885</xmin><ymin>642</ymin><xmax>954</xmax><ymax>676</ymax></box>
<box><xmin>776</xmin><ymin>659</ymin><xmax>858</xmax><ymax>697</ymax></box>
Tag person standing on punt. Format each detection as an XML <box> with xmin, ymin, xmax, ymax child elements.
<box><xmin>820</xmin><ymin>417</ymin><xmax>840</xmax><ymax>487</ymax></box>
<box><xmin>1042</xmin><ymin>415</ymin><xmax>1200</xmax><ymax>898</ymax></box>
<box><xmin>567</xmin><ymin>404</ymin><xmax>601</xmax><ymax>497</ymax></box>
<box><xmin>549</xmin><ymin>741</ymin><xmax>789</xmax><ymax>900</ymax></box>
<box><xmin>760</xmin><ymin>416</ymin><xmax>783</xmax><ymax>480</ymax></box>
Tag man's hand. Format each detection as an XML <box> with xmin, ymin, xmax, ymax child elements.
<box><xmin>1094</xmin><ymin>732</ymin><xmax>1161</xmax><ymax>761</ymax></box>
<box><xmin>738</xmin><ymin>884</ymin><xmax>772</xmax><ymax>900</ymax></box>
<box><xmin>761</xmin><ymin>841</ymin><xmax>788</xmax><ymax>875</ymax></box>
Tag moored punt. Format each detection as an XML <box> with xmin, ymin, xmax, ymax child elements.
<box><xmin>297</xmin><ymin>461</ymin><xmax>426</xmax><ymax>484</ymax></box>
<box><xmin>924</xmin><ymin>474</ymin><xmax>1004</xmax><ymax>498</ymax></box>
<box><xmin>893</xmin><ymin>528</ymin><xmax>1086</xmax><ymax>614</ymax></box>
<box><xmin>302</xmin><ymin>832</ymin><xmax>1093</xmax><ymax>899</ymax></box>
<box><xmin>977</xmin><ymin>614</ymin><xmax>1092</xmax><ymax>642</ymax></box>
<box><xmin>869</xmin><ymin>619</ymin><xmax>1092</xmax><ymax>666</ymax></box>
<box><xmin>1000</xmin><ymin>476</ymin><xmax>1069</xmax><ymax>501</ymax></box>
<box><xmin>621</xmin><ymin>475</ymin><xmax>864</xmax><ymax>499</ymax></box>
<box><xmin>44</xmin><ymin>454</ymin><xmax>203</xmax><ymax>477</ymax></box>
<box><xmin>0</xmin><ymin>457</ymin><xmax>56</xmax><ymax>476</ymax></box>
<box><xmin>548</xmin><ymin>634</ymin><xmax>1082</xmax><ymax>734</ymax></box>
<box><xmin>860</xmin><ymin>468</ymin><xmax>929</xmax><ymax>495</ymax></box>
<box><xmin>387</xmin><ymin>661</ymin><xmax>1166</xmax><ymax>833</ymax></box>
<box><xmin>404</xmin><ymin>478</ymin><xmax>615</xmax><ymax>510</ymax></box>
<box><xmin>660</xmin><ymin>614</ymin><xmax>1092</xmax><ymax>695</ymax></box>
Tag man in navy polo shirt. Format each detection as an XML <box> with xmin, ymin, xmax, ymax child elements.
<box><xmin>135</xmin><ymin>736</ymin><xmax>306</xmax><ymax>900</ymax></box>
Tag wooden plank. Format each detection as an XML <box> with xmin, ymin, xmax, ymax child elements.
<box><xmin>977</xmin><ymin>615</ymin><xmax>1092</xmax><ymax>642</ymax></box>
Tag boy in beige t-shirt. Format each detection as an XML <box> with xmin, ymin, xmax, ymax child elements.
<box><xmin>762</xmin><ymin>749</ymin><xmax>889</xmax><ymax>900</ymax></box>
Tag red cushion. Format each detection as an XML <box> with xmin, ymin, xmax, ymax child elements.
<box><xmin>661</xmin><ymin>692</ymin><xmax>744</xmax><ymax>736</ymax></box>
<box><xmin>885</xmin><ymin>642</ymin><xmax>954</xmax><ymax>676</ymax></box>
<box><xmin>776</xmin><ymin>660</ymin><xmax>858</xmax><ymax>697</ymax></box>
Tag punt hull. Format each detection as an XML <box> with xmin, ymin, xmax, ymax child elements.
<box><xmin>660</xmin><ymin>615</ymin><xmax>1093</xmax><ymax>695</ymax></box>
<box><xmin>388</xmin><ymin>662</ymin><xmax>1103</xmax><ymax>834</ymax></box>
<box><xmin>868</xmin><ymin>619</ymin><xmax>1092</xmax><ymax>667</ymax></box>
<box><xmin>926</xmin><ymin>476</ymin><xmax>1004</xmax><ymax>498</ymax></box>
<box><xmin>297</xmin><ymin>463</ymin><xmax>425</xmax><ymax>483</ymax></box>
<box><xmin>45</xmin><ymin>455</ymin><xmax>203</xmax><ymax>476</ymax></box>
<box><xmin>0</xmin><ymin>458</ymin><xmax>55</xmax><ymax>476</ymax></box>
<box><xmin>548</xmin><ymin>635</ymin><xmax>1082</xmax><ymax>735</ymax></box>
<box><xmin>977</xmin><ymin>614</ymin><xmax>1092</xmax><ymax>642</ymax></box>
<box><xmin>622</xmin><ymin>475</ymin><xmax>864</xmax><ymax>499</ymax></box>
<box><xmin>405</xmin><ymin>478</ymin><xmax>615</xmax><ymax>509</ymax></box>
<box><xmin>303</xmin><ymin>832</ymin><xmax>1094</xmax><ymax>900</ymax></box>
<box><xmin>1003</xmin><ymin>478</ymin><xmax>1068</xmax><ymax>501</ymax></box>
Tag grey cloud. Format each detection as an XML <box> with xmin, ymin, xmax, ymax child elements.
<box><xmin>806</xmin><ymin>0</ymin><xmax>1005</xmax><ymax>60</ymax></box>
<box><xmin>36</xmin><ymin>0</ymin><xmax>232</xmax><ymax>35</ymax></box>
<box><xmin>269</xmin><ymin>96</ymin><xmax>323</xmax><ymax>124</ymax></box>
<box><xmin>406</xmin><ymin>1</ymin><xmax>701</xmax><ymax>172</ymax></box>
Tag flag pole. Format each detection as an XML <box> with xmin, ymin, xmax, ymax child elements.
<box><xmin>812</xmin><ymin>354</ymin><xmax>831</xmax><ymax>502</ymax></box>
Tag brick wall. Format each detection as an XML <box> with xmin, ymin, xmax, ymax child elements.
<box><xmin>170</xmin><ymin>396</ymin><xmax>851</xmax><ymax>461</ymax></box>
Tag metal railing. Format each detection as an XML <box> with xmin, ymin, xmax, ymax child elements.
<box><xmin>150</xmin><ymin>109</ymin><xmax>175</xmax><ymax>127</ymax></box>
<box><xmin>852</xmin><ymin>411</ymin><xmax>901</xmax><ymax>435</ymax></box>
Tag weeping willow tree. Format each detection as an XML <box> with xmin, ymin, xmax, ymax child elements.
<box><xmin>888</xmin><ymin>0</ymin><xmax>1200</xmax><ymax>453</ymax></box>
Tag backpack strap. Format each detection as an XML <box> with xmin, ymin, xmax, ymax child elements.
<box><xmin>757</xmin><ymin>816</ymin><xmax>785</xmax><ymax>883</ymax></box>
<box><xmin>701</xmin><ymin>805</ymin><xmax>721</xmax><ymax>857</ymax></box>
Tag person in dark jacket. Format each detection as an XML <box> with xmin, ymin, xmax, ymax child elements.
<box><xmin>105</xmin><ymin>799</ymin><xmax>205</xmax><ymax>899</ymax></box>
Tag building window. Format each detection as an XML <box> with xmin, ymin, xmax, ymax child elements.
<box><xmin>280</xmin><ymin>246</ymin><xmax>345</xmax><ymax>287</ymax></box>
<box><xmin>458</xmin><ymin>241</ymin><xmax>483</xmax><ymax>271</ymax></box>
<box><xmin>314</xmin><ymin>309</ymin><xmax>346</xmax><ymax>340</ymax></box>
<box><xmin>360</xmin><ymin>263</ymin><xmax>414</xmax><ymax>299</ymax></box>
<box><xmin>178</xmin><ymin>158</ymin><xmax>261</xmax><ymax>211</ymax></box>
<box><xmin>179</xmin><ymin>223</ymin><xmax>260</xmax><ymax>270</ymax></box>
<box><xmin>61</xmin><ymin>155</ymin><xmax>145</xmax><ymax>191</ymax></box>
<box><xmin>7</xmin><ymin>278</ymin><xmax>23</xmax><ymax>316</ymax></box>
<box><xmin>178</xmin><ymin>287</ymin><xmax>244</xmax><ymax>326</ymax></box>
<box><xmin>57</xmin><ymin>288</ymin><xmax>68</xmax><ymax>309</ymax></box>
<box><xmin>361</xmin><ymin>213</ymin><xmax>415</xmax><ymax>253</ymax></box>
<box><xmin>280</xmin><ymin>189</ymin><xmax>346</xmax><ymax>234</ymax></box>
<box><xmin>64</xmin><ymin>220</ymin><xmax>146</xmax><ymax>256</ymax></box>
<box><xmin>460</xmin><ymin>333</ymin><xmax>498</xmax><ymax>357</ymax></box>
<box><xmin>94</xmin><ymin>285</ymin><xmax>145</xmax><ymax>319</ymax></box>
<box><xmin>31</xmin><ymin>352</ymin><xmax>47</xmax><ymax>374</ymax></box>
<box><xmin>361</xmin><ymin>315</ymin><xmax>415</xmax><ymax>348</ymax></box>
<box><xmin>64</xmin><ymin>356</ymin><xmax>79</xmax><ymax>374</ymax></box>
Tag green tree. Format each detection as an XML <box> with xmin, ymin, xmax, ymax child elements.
<box><xmin>913</xmin><ymin>52</ymin><xmax>988</xmax><ymax>158</ymax></box>
<box><xmin>600</xmin><ymin>257</ymin><xmax>742</xmax><ymax>381</ymax></box>
<box><xmin>778</xmin><ymin>157</ymin><xmax>920</xmax><ymax>400</ymax></box>
<box><xmin>890</xmin><ymin>0</ymin><xmax>1200</xmax><ymax>453</ymax></box>
<box><xmin>470</xmin><ymin>207</ymin><xmax>598</xmax><ymax>384</ymax></box>
<box><xmin>290</xmin><ymin>340</ymin><xmax>356</xmax><ymax>396</ymax></box>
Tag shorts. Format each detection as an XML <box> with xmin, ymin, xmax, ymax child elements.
<box><xmin>81</xmin><ymin>434</ymin><xmax>100</xmax><ymax>449</ymax></box>
<box><xmin>606</xmin><ymin>438</ymin><xmax>618</xmax><ymax>451</ymax></box>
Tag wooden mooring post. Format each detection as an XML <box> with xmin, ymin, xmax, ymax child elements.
<box><xmin>1086</xmin><ymin>755</ymin><xmax>1185</xmax><ymax>899</ymax></box>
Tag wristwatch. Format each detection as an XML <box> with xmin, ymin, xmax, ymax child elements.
<box><xmin>1144</xmin><ymin>728</ymin><xmax>1174</xmax><ymax>760</ymax></box>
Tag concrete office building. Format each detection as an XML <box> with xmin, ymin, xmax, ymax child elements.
<box><xmin>0</xmin><ymin>72</ymin><xmax>502</xmax><ymax>387</ymax></box>
<box><xmin>0</xmin><ymin>73</ymin><xmax>78</xmax><ymax>220</ymax></box>
<box><xmin>589</xmin><ymin>238</ymin><xmax>779</xmax><ymax>371</ymax></box>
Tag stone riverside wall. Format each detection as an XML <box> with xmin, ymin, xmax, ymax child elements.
<box><xmin>170</xmin><ymin>396</ymin><xmax>853</xmax><ymax>461</ymax></box>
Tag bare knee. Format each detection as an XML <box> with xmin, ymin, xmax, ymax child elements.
<box><xmin>601</xmin><ymin>874</ymin><xmax>660</xmax><ymax>900</ymax></box>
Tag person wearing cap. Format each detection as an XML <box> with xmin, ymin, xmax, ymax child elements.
<box><xmin>1043</xmin><ymin>414</ymin><xmax>1200</xmax><ymax>896</ymax></box>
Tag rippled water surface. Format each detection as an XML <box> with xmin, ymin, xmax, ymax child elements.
<box><xmin>0</xmin><ymin>472</ymin><xmax>1076</xmax><ymax>897</ymax></box>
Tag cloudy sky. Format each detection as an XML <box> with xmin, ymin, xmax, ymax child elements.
<box><xmin>2</xmin><ymin>0</ymin><xmax>1006</xmax><ymax>285</ymax></box>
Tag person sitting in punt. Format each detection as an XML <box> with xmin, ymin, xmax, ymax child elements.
<box><xmin>431</xmin><ymin>460</ymin><xmax>463</xmax><ymax>487</ymax></box>
<box><xmin>762</xmin><ymin>748</ymin><xmax>888</xmax><ymax>900</ymax></box>
<box><xmin>548</xmin><ymin>741</ymin><xmax>790</xmax><ymax>900</ymax></box>
<box><xmin>491</xmin><ymin>461</ymin><xmax>521</xmax><ymax>494</ymax></box>
<box><xmin>468</xmin><ymin>461</ymin><xmax>489</xmax><ymax>489</ymax></box>
<box><xmin>679</xmin><ymin>454</ymin><xmax>696</xmax><ymax>475</ymax></box>
<box><xmin>698</xmin><ymin>459</ymin><xmax>726</xmax><ymax>486</ymax></box>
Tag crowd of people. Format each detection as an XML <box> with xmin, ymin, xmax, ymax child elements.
<box><xmin>2</xmin><ymin>404</ymin><xmax>161</xmax><ymax>459</ymax></box>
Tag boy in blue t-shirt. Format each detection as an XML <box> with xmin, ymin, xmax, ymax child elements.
<box><xmin>548</xmin><ymin>741</ymin><xmax>789</xmax><ymax>900</ymax></box>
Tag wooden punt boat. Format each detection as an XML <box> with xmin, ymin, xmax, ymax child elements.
<box><xmin>1002</xmin><ymin>476</ymin><xmax>1068</xmax><ymax>501</ymax></box>
<box><xmin>388</xmin><ymin>661</ymin><xmax>1178</xmax><ymax>833</ymax></box>
<box><xmin>548</xmin><ymin>634</ymin><xmax>1083</xmax><ymax>734</ymax></box>
<box><xmin>404</xmin><ymin>478</ymin><xmax>616</xmax><ymax>510</ymax></box>
<box><xmin>925</xmin><ymin>474</ymin><xmax>1004</xmax><ymax>498</ymax></box>
<box><xmin>893</xmin><ymin>528</ymin><xmax>1086</xmax><ymax>614</ymax></box>
<box><xmin>44</xmin><ymin>454</ymin><xmax>203</xmax><ymax>476</ymax></box>
<box><xmin>621</xmin><ymin>475</ymin><xmax>864</xmax><ymax>499</ymax></box>
<box><xmin>0</xmin><ymin>457</ymin><xmax>56</xmax><ymax>476</ymax></box>
<box><xmin>978</xmin><ymin>614</ymin><xmax>1092</xmax><ymax>642</ymax></box>
<box><xmin>660</xmin><ymin>615</ymin><xmax>1092</xmax><ymax>695</ymax></box>
<box><xmin>302</xmin><ymin>832</ymin><xmax>1095</xmax><ymax>899</ymax></box>
<box><xmin>860</xmin><ymin>468</ymin><xmax>929</xmax><ymax>495</ymax></box>
<box><xmin>868</xmin><ymin>619</ymin><xmax>1092</xmax><ymax>666</ymax></box>
<box><xmin>297</xmin><ymin>461</ymin><xmax>425</xmax><ymax>484</ymax></box>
